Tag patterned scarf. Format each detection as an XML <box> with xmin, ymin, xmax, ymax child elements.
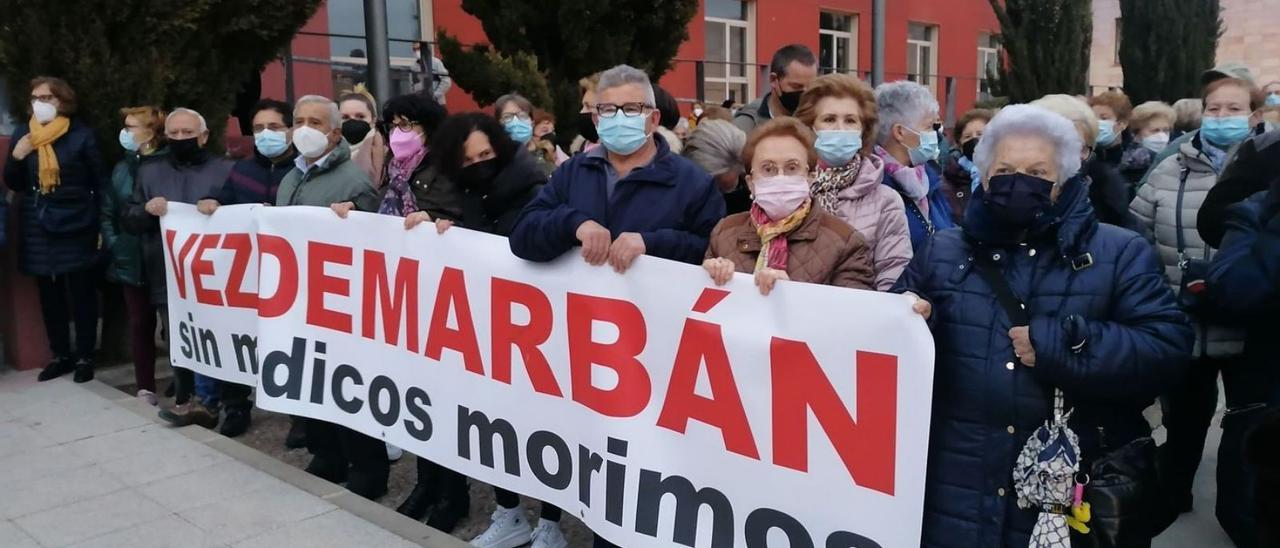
<box><xmin>378</xmin><ymin>146</ymin><xmax>428</xmax><ymax>216</ymax></box>
<box><xmin>750</xmin><ymin>199</ymin><xmax>811</xmax><ymax>273</ymax></box>
<box><xmin>877</xmin><ymin>146</ymin><xmax>931</xmax><ymax>216</ymax></box>
<box><xmin>28</xmin><ymin>115</ymin><xmax>70</xmax><ymax>194</ymax></box>
<box><xmin>812</xmin><ymin>155</ymin><xmax>863</xmax><ymax>214</ymax></box>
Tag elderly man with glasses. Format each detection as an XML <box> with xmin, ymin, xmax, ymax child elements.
<box><xmin>509</xmin><ymin>64</ymin><xmax>725</xmax><ymax>274</ymax></box>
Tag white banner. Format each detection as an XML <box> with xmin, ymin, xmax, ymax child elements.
<box><xmin>164</xmin><ymin>204</ymin><xmax>936</xmax><ymax>548</ymax></box>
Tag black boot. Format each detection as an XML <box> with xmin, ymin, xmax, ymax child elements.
<box><xmin>37</xmin><ymin>356</ymin><xmax>74</xmax><ymax>382</ymax></box>
<box><xmin>304</xmin><ymin>457</ymin><xmax>348</xmax><ymax>484</ymax></box>
<box><xmin>424</xmin><ymin>470</ymin><xmax>470</xmax><ymax>532</ymax></box>
<box><xmin>219</xmin><ymin>406</ymin><xmax>251</xmax><ymax>438</ymax></box>
<box><xmin>285</xmin><ymin>416</ymin><xmax>308</xmax><ymax>449</ymax></box>
<box><xmin>396</xmin><ymin>481</ymin><xmax>440</xmax><ymax>520</ymax></box>
<box><xmin>346</xmin><ymin>468</ymin><xmax>388</xmax><ymax>501</ymax></box>
<box><xmin>72</xmin><ymin>359</ymin><xmax>94</xmax><ymax>383</ymax></box>
<box><xmin>164</xmin><ymin>380</ymin><xmax>176</xmax><ymax>398</ymax></box>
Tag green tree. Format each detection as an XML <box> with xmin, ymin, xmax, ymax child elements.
<box><xmin>986</xmin><ymin>0</ymin><xmax>1093</xmax><ymax>103</ymax></box>
<box><xmin>439</xmin><ymin>0</ymin><xmax>698</xmax><ymax>131</ymax></box>
<box><xmin>1119</xmin><ymin>0</ymin><xmax>1223</xmax><ymax>104</ymax></box>
<box><xmin>0</xmin><ymin>0</ymin><xmax>322</xmax><ymax>160</ymax></box>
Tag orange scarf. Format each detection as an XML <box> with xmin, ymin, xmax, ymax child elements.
<box><xmin>28</xmin><ymin>115</ymin><xmax>70</xmax><ymax>194</ymax></box>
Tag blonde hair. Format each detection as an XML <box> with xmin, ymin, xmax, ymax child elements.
<box><xmin>742</xmin><ymin>117</ymin><xmax>819</xmax><ymax>172</ymax></box>
<box><xmin>120</xmin><ymin>106</ymin><xmax>167</xmax><ymax>148</ymax></box>
<box><xmin>1032</xmin><ymin>94</ymin><xmax>1099</xmax><ymax>147</ymax></box>
<box><xmin>1129</xmin><ymin>101</ymin><xmax>1176</xmax><ymax>133</ymax></box>
<box><xmin>793</xmin><ymin>73</ymin><xmax>879</xmax><ymax>155</ymax></box>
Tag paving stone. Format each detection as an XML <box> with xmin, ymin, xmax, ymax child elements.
<box><xmin>233</xmin><ymin>510</ymin><xmax>420</xmax><ymax>548</ymax></box>
<box><xmin>138</xmin><ymin>459</ymin><xmax>285</xmax><ymax>513</ymax></box>
<box><xmin>66</xmin><ymin>514</ymin><xmax>223</xmax><ymax>548</ymax></box>
<box><xmin>0</xmin><ymin>464</ymin><xmax>126</xmax><ymax>519</ymax></box>
<box><xmin>14</xmin><ymin>489</ymin><xmax>169</xmax><ymax>547</ymax></box>
<box><xmin>0</xmin><ymin>519</ymin><xmax>40</xmax><ymax>548</ymax></box>
<box><xmin>179</xmin><ymin>480</ymin><xmax>336</xmax><ymax>545</ymax></box>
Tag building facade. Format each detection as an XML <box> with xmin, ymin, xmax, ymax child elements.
<box><xmin>1088</xmin><ymin>0</ymin><xmax>1280</xmax><ymax>94</ymax></box>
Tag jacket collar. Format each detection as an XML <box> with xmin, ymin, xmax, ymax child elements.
<box><xmin>581</xmin><ymin>132</ymin><xmax>678</xmax><ymax>186</ymax></box>
<box><xmin>296</xmin><ymin>140</ymin><xmax>352</xmax><ymax>176</ymax></box>
<box><xmin>256</xmin><ymin>147</ymin><xmax>298</xmax><ymax>168</ymax></box>
<box><xmin>964</xmin><ymin>176</ymin><xmax>1098</xmax><ymax>263</ymax></box>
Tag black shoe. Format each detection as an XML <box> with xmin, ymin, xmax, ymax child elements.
<box><xmin>396</xmin><ymin>482</ymin><xmax>441</xmax><ymax>520</ymax></box>
<box><xmin>285</xmin><ymin>417</ymin><xmax>308</xmax><ymax>449</ymax></box>
<box><xmin>424</xmin><ymin>490</ymin><xmax>470</xmax><ymax>533</ymax></box>
<box><xmin>219</xmin><ymin>407</ymin><xmax>251</xmax><ymax>438</ymax></box>
<box><xmin>72</xmin><ymin>359</ymin><xmax>94</xmax><ymax>383</ymax></box>
<box><xmin>346</xmin><ymin>470</ymin><xmax>388</xmax><ymax>501</ymax></box>
<box><xmin>37</xmin><ymin>357</ymin><xmax>74</xmax><ymax>382</ymax></box>
<box><xmin>304</xmin><ymin>457</ymin><xmax>348</xmax><ymax>484</ymax></box>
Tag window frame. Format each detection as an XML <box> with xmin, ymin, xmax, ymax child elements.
<box><xmin>818</xmin><ymin>11</ymin><xmax>858</xmax><ymax>75</ymax></box>
<box><xmin>977</xmin><ymin>32</ymin><xmax>1000</xmax><ymax>100</ymax></box>
<box><xmin>703</xmin><ymin>1</ymin><xmax>755</xmax><ymax>105</ymax></box>
<box><xmin>906</xmin><ymin>22</ymin><xmax>939</xmax><ymax>90</ymax></box>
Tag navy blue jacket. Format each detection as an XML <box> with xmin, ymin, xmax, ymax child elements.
<box><xmin>3</xmin><ymin>118</ymin><xmax>107</xmax><ymax>276</ymax></box>
<box><xmin>893</xmin><ymin>180</ymin><xmax>1192</xmax><ymax>548</ymax></box>
<box><xmin>883</xmin><ymin>160</ymin><xmax>955</xmax><ymax>252</ymax></box>
<box><xmin>509</xmin><ymin>135</ymin><xmax>724</xmax><ymax>265</ymax></box>
<box><xmin>1208</xmin><ymin>192</ymin><xmax>1280</xmax><ymax>406</ymax></box>
<box><xmin>212</xmin><ymin>149</ymin><xmax>298</xmax><ymax>205</ymax></box>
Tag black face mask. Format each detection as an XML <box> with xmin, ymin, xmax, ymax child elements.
<box><xmin>168</xmin><ymin>137</ymin><xmax>203</xmax><ymax>164</ymax></box>
<box><xmin>576</xmin><ymin>112</ymin><xmax>598</xmax><ymax>143</ymax></box>
<box><xmin>778</xmin><ymin>90</ymin><xmax>803</xmax><ymax>113</ymax></box>
<box><xmin>982</xmin><ymin>173</ymin><xmax>1055</xmax><ymax>228</ymax></box>
<box><xmin>341</xmin><ymin>119</ymin><xmax>372</xmax><ymax>145</ymax></box>
<box><xmin>962</xmin><ymin>139</ymin><xmax>979</xmax><ymax>161</ymax></box>
<box><xmin>458</xmin><ymin>159</ymin><xmax>499</xmax><ymax>194</ymax></box>
<box><xmin>542</xmin><ymin>132</ymin><xmax>558</xmax><ymax>145</ymax></box>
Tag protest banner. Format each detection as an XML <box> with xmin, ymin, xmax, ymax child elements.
<box><xmin>166</xmin><ymin>204</ymin><xmax>935</xmax><ymax>547</ymax></box>
<box><xmin>160</xmin><ymin>203</ymin><xmax>262</xmax><ymax>386</ymax></box>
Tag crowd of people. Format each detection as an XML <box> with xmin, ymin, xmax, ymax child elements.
<box><xmin>3</xmin><ymin>42</ymin><xmax>1279</xmax><ymax>548</ymax></box>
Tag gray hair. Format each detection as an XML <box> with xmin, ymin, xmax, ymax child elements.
<box><xmin>873</xmin><ymin>81</ymin><xmax>939</xmax><ymax>145</ymax></box>
<box><xmin>294</xmin><ymin>94</ymin><xmax>341</xmax><ymax>128</ymax></box>
<box><xmin>1031</xmin><ymin>94</ymin><xmax>1098</xmax><ymax>147</ymax></box>
<box><xmin>596</xmin><ymin>64</ymin><xmax>658</xmax><ymax>107</ymax></box>
<box><xmin>494</xmin><ymin>93</ymin><xmax>534</xmax><ymax>117</ymax></box>
<box><xmin>166</xmin><ymin>108</ymin><xmax>207</xmax><ymax>133</ymax></box>
<box><xmin>682</xmin><ymin>120</ymin><xmax>745</xmax><ymax>176</ymax></box>
<box><xmin>973</xmin><ymin>104</ymin><xmax>1084</xmax><ymax>185</ymax></box>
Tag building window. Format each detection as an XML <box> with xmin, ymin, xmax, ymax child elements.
<box><xmin>978</xmin><ymin>33</ymin><xmax>1000</xmax><ymax>100</ymax></box>
<box><xmin>704</xmin><ymin>0</ymin><xmax>753</xmax><ymax>105</ymax></box>
<box><xmin>1114</xmin><ymin>18</ymin><xmax>1122</xmax><ymax>65</ymax></box>
<box><xmin>322</xmin><ymin>0</ymin><xmax>427</xmax><ymax>96</ymax></box>
<box><xmin>819</xmin><ymin>12</ymin><xmax>857</xmax><ymax>75</ymax></box>
<box><xmin>907</xmin><ymin>23</ymin><xmax>938</xmax><ymax>87</ymax></box>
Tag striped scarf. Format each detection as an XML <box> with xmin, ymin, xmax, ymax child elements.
<box><xmin>750</xmin><ymin>199</ymin><xmax>811</xmax><ymax>272</ymax></box>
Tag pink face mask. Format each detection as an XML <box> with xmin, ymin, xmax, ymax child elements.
<box><xmin>752</xmin><ymin>174</ymin><xmax>811</xmax><ymax>220</ymax></box>
<box><xmin>389</xmin><ymin>127</ymin><xmax>425</xmax><ymax>158</ymax></box>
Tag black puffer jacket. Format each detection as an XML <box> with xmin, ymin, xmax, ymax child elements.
<box><xmin>1198</xmin><ymin>129</ymin><xmax>1280</xmax><ymax>248</ymax></box>
<box><xmin>456</xmin><ymin>150</ymin><xmax>545</xmax><ymax>236</ymax></box>
<box><xmin>1082</xmin><ymin>155</ymin><xmax>1142</xmax><ymax>234</ymax></box>
<box><xmin>3</xmin><ymin>118</ymin><xmax>106</xmax><ymax>276</ymax></box>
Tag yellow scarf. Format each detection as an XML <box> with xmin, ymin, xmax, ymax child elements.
<box><xmin>28</xmin><ymin>115</ymin><xmax>70</xmax><ymax>194</ymax></box>
<box><xmin>751</xmin><ymin>199</ymin><xmax>811</xmax><ymax>273</ymax></box>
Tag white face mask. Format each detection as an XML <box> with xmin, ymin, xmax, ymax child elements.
<box><xmin>1141</xmin><ymin>132</ymin><xmax>1170</xmax><ymax>153</ymax></box>
<box><xmin>292</xmin><ymin>125</ymin><xmax>332</xmax><ymax>159</ymax></box>
<box><xmin>32</xmin><ymin>101</ymin><xmax>58</xmax><ymax>124</ymax></box>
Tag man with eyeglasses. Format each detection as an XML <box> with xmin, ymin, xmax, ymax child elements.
<box><xmin>509</xmin><ymin>64</ymin><xmax>725</xmax><ymax>277</ymax></box>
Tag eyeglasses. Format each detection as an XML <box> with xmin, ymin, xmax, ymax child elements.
<box><xmin>30</xmin><ymin>94</ymin><xmax>55</xmax><ymax>103</ymax></box>
<box><xmin>595</xmin><ymin>103</ymin><xmax>653</xmax><ymax>118</ymax></box>
<box><xmin>499</xmin><ymin>112</ymin><xmax>532</xmax><ymax>124</ymax></box>
<box><xmin>755</xmin><ymin>161</ymin><xmax>809</xmax><ymax>178</ymax></box>
<box><xmin>390</xmin><ymin>120</ymin><xmax>420</xmax><ymax>132</ymax></box>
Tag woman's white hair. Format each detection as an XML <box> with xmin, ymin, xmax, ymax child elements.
<box><xmin>294</xmin><ymin>94</ymin><xmax>341</xmax><ymax>129</ymax></box>
<box><xmin>973</xmin><ymin>104</ymin><xmax>1083</xmax><ymax>185</ymax></box>
<box><xmin>597</xmin><ymin>64</ymin><xmax>657</xmax><ymax>107</ymax></box>
<box><xmin>1031</xmin><ymin>94</ymin><xmax>1098</xmax><ymax>147</ymax></box>
<box><xmin>166</xmin><ymin>108</ymin><xmax>208</xmax><ymax>133</ymax></box>
<box><xmin>873</xmin><ymin>80</ymin><xmax>939</xmax><ymax>144</ymax></box>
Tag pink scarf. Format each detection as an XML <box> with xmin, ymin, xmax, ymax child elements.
<box><xmin>876</xmin><ymin>146</ymin><xmax>930</xmax><ymax>217</ymax></box>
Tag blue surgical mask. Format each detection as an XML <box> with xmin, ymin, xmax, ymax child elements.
<box><xmin>255</xmin><ymin>129</ymin><xmax>290</xmax><ymax>158</ymax></box>
<box><xmin>597</xmin><ymin>114</ymin><xmax>650</xmax><ymax>155</ymax></box>
<box><xmin>118</xmin><ymin>128</ymin><xmax>139</xmax><ymax>152</ymax></box>
<box><xmin>1266</xmin><ymin>93</ymin><xmax>1280</xmax><ymax>107</ymax></box>
<box><xmin>814</xmin><ymin>130</ymin><xmax>861</xmax><ymax>167</ymax></box>
<box><xmin>904</xmin><ymin>126</ymin><xmax>940</xmax><ymax>166</ymax></box>
<box><xmin>1200</xmin><ymin>116</ymin><xmax>1251</xmax><ymax>147</ymax></box>
<box><xmin>1097</xmin><ymin>120</ymin><xmax>1119</xmax><ymax>147</ymax></box>
<box><xmin>504</xmin><ymin>118</ymin><xmax>533</xmax><ymax>144</ymax></box>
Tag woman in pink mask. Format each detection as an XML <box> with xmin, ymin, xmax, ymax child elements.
<box><xmin>703</xmin><ymin>117</ymin><xmax>874</xmax><ymax>295</ymax></box>
<box><xmin>376</xmin><ymin>93</ymin><xmax>458</xmax><ymax>220</ymax></box>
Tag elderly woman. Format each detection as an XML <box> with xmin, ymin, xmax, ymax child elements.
<box><xmin>896</xmin><ymin>104</ymin><xmax>1192</xmax><ymax>547</ymax></box>
<box><xmin>1131</xmin><ymin>77</ymin><xmax>1262</xmax><ymax>519</ymax></box>
<box><xmin>3</xmin><ymin>76</ymin><xmax>105</xmax><ymax>383</ymax></box>
<box><xmin>1032</xmin><ymin>94</ymin><xmax>1139</xmax><ymax>230</ymax></box>
<box><xmin>1088</xmin><ymin>91</ymin><xmax>1133</xmax><ymax>164</ymax></box>
<box><xmin>703</xmin><ymin>117</ymin><xmax>874</xmax><ymax>294</ymax></box>
<box><xmin>1117</xmin><ymin>101</ymin><xmax>1177</xmax><ymax>186</ymax></box>
<box><xmin>873</xmin><ymin>81</ymin><xmax>954</xmax><ymax>250</ymax></box>
<box><xmin>792</xmin><ymin>73</ymin><xmax>911</xmax><ymax>290</ymax></box>
<box><xmin>940</xmin><ymin>108</ymin><xmax>994</xmax><ymax>225</ymax></box>
<box><xmin>495</xmin><ymin>93</ymin><xmax>556</xmax><ymax>177</ymax></box>
<box><xmin>683</xmin><ymin>119</ymin><xmax>751</xmax><ymax>214</ymax></box>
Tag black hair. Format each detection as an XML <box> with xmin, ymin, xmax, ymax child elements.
<box><xmin>770</xmin><ymin>44</ymin><xmax>817</xmax><ymax>78</ymax></box>
<box><xmin>254</xmin><ymin>98</ymin><xmax>294</xmax><ymax>126</ymax></box>
<box><xmin>430</xmin><ymin>112</ymin><xmax>520</xmax><ymax>180</ymax></box>
<box><xmin>382</xmin><ymin>93</ymin><xmax>448</xmax><ymax>136</ymax></box>
<box><xmin>652</xmin><ymin>85</ymin><xmax>681</xmax><ymax>130</ymax></box>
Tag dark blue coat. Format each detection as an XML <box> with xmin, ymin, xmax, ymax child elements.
<box><xmin>3</xmin><ymin>118</ymin><xmax>107</xmax><ymax>276</ymax></box>
<box><xmin>883</xmin><ymin>160</ymin><xmax>955</xmax><ymax>252</ymax></box>
<box><xmin>211</xmin><ymin>149</ymin><xmax>298</xmax><ymax>205</ymax></box>
<box><xmin>509</xmin><ymin>135</ymin><xmax>724</xmax><ymax>265</ymax></box>
<box><xmin>893</xmin><ymin>180</ymin><xmax>1192</xmax><ymax>548</ymax></box>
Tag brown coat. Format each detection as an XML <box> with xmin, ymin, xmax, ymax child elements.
<box><xmin>705</xmin><ymin>209</ymin><xmax>875</xmax><ymax>290</ymax></box>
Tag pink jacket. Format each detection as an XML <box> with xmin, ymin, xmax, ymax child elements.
<box><xmin>817</xmin><ymin>154</ymin><xmax>913</xmax><ymax>290</ymax></box>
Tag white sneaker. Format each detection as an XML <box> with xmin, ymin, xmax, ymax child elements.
<box><xmin>470</xmin><ymin>506</ymin><xmax>532</xmax><ymax>548</ymax></box>
<box><xmin>530</xmin><ymin>520</ymin><xmax>569</xmax><ymax>548</ymax></box>
<box><xmin>386</xmin><ymin>443</ymin><xmax>403</xmax><ymax>462</ymax></box>
<box><xmin>137</xmin><ymin>389</ymin><xmax>158</xmax><ymax>407</ymax></box>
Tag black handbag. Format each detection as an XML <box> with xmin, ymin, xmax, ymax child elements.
<box><xmin>971</xmin><ymin>257</ymin><xmax>1158</xmax><ymax>548</ymax></box>
<box><xmin>34</xmin><ymin>185</ymin><xmax>97</xmax><ymax>235</ymax></box>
